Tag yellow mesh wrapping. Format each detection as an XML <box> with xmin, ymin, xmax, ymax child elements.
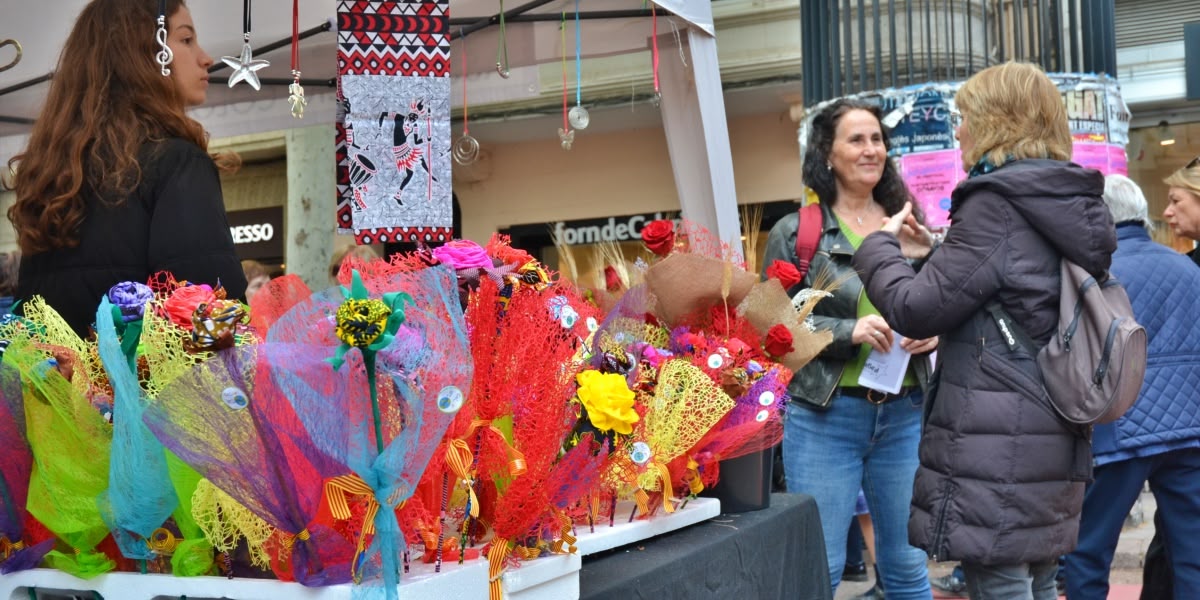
<box><xmin>191</xmin><ymin>479</ymin><xmax>274</xmax><ymax>570</ymax></box>
<box><xmin>644</xmin><ymin>360</ymin><xmax>735</xmax><ymax>462</ymax></box>
<box><xmin>139</xmin><ymin>306</ymin><xmax>209</xmax><ymax>399</ymax></box>
<box><xmin>2</xmin><ymin>297</ymin><xmax>105</xmax><ymax>397</ymax></box>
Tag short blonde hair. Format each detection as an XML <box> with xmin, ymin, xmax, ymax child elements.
<box><xmin>955</xmin><ymin>62</ymin><xmax>1072</xmax><ymax>169</ymax></box>
<box><xmin>329</xmin><ymin>244</ymin><xmax>381</xmax><ymax>279</ymax></box>
<box><xmin>1164</xmin><ymin>158</ymin><xmax>1200</xmax><ymax>198</ymax></box>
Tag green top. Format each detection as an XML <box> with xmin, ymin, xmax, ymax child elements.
<box><xmin>836</xmin><ymin>216</ymin><xmax>918</xmax><ymax>388</ymax></box>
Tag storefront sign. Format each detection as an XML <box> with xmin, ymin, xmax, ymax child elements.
<box><xmin>227</xmin><ymin>207</ymin><xmax>284</xmax><ymax>260</ymax></box>
<box><xmin>552</xmin><ymin>212</ymin><xmax>677</xmax><ymax>246</ymax></box>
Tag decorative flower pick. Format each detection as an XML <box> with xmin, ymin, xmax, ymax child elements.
<box><xmin>222</xmin><ymin>0</ymin><xmax>270</xmax><ymax>90</ymax></box>
<box><xmin>329</xmin><ymin>270</ymin><xmax>413</xmax><ymax>454</ymax></box>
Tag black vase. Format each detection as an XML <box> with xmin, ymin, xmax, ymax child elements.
<box><xmin>702</xmin><ymin>446</ymin><xmax>774</xmax><ymax>513</ymax></box>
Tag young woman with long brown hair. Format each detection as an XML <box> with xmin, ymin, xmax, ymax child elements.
<box><xmin>5</xmin><ymin>0</ymin><xmax>246</xmax><ymax>336</ymax></box>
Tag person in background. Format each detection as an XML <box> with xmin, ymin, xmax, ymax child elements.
<box><xmin>1163</xmin><ymin>156</ymin><xmax>1200</xmax><ymax>265</ymax></box>
<box><xmin>0</xmin><ymin>251</ymin><xmax>19</xmax><ymax>316</ymax></box>
<box><xmin>762</xmin><ymin>98</ymin><xmax>937</xmax><ymax>599</ymax></box>
<box><xmin>329</xmin><ymin>244</ymin><xmax>382</xmax><ymax>283</ymax></box>
<box><xmin>4</xmin><ymin>0</ymin><xmax>246</xmax><ymax>338</ymax></box>
<box><xmin>1064</xmin><ymin>174</ymin><xmax>1200</xmax><ymax>599</ymax></box>
<box><xmin>241</xmin><ymin>259</ymin><xmax>271</xmax><ymax>303</ymax></box>
<box><xmin>852</xmin><ymin>61</ymin><xmax>1114</xmax><ymax>600</ymax></box>
<box><xmin>1137</xmin><ymin>156</ymin><xmax>1200</xmax><ymax>600</ymax></box>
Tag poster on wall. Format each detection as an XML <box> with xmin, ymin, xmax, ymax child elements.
<box><xmin>335</xmin><ymin>0</ymin><xmax>454</xmax><ymax>245</ymax></box>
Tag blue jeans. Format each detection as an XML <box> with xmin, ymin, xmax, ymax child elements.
<box><xmin>1066</xmin><ymin>448</ymin><xmax>1200</xmax><ymax>600</ymax></box>
<box><xmin>783</xmin><ymin>390</ymin><xmax>930</xmax><ymax>599</ymax></box>
<box><xmin>962</xmin><ymin>560</ymin><xmax>1058</xmax><ymax>600</ymax></box>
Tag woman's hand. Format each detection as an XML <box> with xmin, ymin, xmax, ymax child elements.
<box><xmin>880</xmin><ymin>202</ymin><xmax>934</xmax><ymax>260</ymax></box>
<box><xmin>900</xmin><ymin>336</ymin><xmax>939</xmax><ymax>355</ymax></box>
<box><xmin>852</xmin><ymin>315</ymin><xmax>894</xmax><ymax>354</ymax></box>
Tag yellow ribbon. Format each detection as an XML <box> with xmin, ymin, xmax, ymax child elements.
<box><xmin>633</xmin><ymin>489</ymin><xmax>650</xmax><ymax>516</ymax></box>
<box><xmin>487</xmin><ymin>538</ymin><xmax>513</xmax><ymax>600</ymax></box>
<box><xmin>324</xmin><ymin>474</ymin><xmax>380</xmax><ymax>583</ymax></box>
<box><xmin>280</xmin><ymin>528</ymin><xmax>312</xmax><ymax>551</ymax></box>
<box><xmin>466</xmin><ymin>419</ymin><xmax>528</xmax><ymax>477</ymax></box>
<box><xmin>514</xmin><ymin>545</ymin><xmax>541</xmax><ymax>560</ymax></box>
<box><xmin>147</xmin><ymin>528</ymin><xmax>179</xmax><ymax>556</ymax></box>
<box><xmin>685</xmin><ymin>457</ymin><xmax>705</xmax><ymax>496</ymax></box>
<box><xmin>1</xmin><ymin>537</ymin><xmax>25</xmax><ymax>560</ymax></box>
<box><xmin>645</xmin><ymin>463</ymin><xmax>676</xmax><ymax>514</ymax></box>
<box><xmin>549</xmin><ymin>511</ymin><xmax>578</xmax><ymax>554</ymax></box>
<box><xmin>445</xmin><ymin>439</ymin><xmax>481</xmax><ymax>519</ymax></box>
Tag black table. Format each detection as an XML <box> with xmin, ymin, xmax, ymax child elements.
<box><xmin>579</xmin><ymin>493</ymin><xmax>831</xmax><ymax>600</ymax></box>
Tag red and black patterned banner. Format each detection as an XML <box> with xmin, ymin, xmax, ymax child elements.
<box><xmin>336</xmin><ymin>0</ymin><xmax>453</xmax><ymax>245</ymax></box>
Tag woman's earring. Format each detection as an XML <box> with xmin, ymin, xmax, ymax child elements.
<box><xmin>826</xmin><ymin>161</ymin><xmax>833</xmax><ymax>171</ymax></box>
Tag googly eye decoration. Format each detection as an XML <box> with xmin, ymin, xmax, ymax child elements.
<box><xmin>222</xmin><ymin>387</ymin><xmax>249</xmax><ymax>410</ymax></box>
<box><xmin>630</xmin><ymin>441</ymin><xmax>652</xmax><ymax>465</ymax></box>
<box><xmin>706</xmin><ymin>354</ymin><xmax>724</xmax><ymax>369</ymax></box>
<box><xmin>437</xmin><ymin>386</ymin><xmax>465</xmax><ymax>414</ymax></box>
<box><xmin>755</xmin><ymin>409</ymin><xmax>770</xmax><ymax>423</ymax></box>
<box><xmin>586</xmin><ymin>316</ymin><xmax>599</xmax><ymax>333</ymax></box>
<box><xmin>560</xmin><ymin>306</ymin><xmax>579</xmax><ymax>329</ymax></box>
<box><xmin>759</xmin><ymin>391</ymin><xmax>776</xmax><ymax>407</ymax></box>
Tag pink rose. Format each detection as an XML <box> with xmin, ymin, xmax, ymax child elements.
<box><xmin>164</xmin><ymin>284</ymin><xmax>216</xmax><ymax>330</ymax></box>
<box><xmin>432</xmin><ymin>240</ymin><xmax>493</xmax><ymax>271</ymax></box>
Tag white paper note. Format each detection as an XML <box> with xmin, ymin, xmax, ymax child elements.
<box><xmin>858</xmin><ymin>336</ymin><xmax>912</xmax><ymax>394</ymax></box>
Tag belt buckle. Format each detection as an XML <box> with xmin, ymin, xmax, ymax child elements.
<box><xmin>865</xmin><ymin>389</ymin><xmax>890</xmax><ymax>405</ymax></box>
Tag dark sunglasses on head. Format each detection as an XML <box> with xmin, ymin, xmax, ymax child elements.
<box><xmin>1188</xmin><ymin>155</ymin><xmax>1200</xmax><ymax>170</ymax></box>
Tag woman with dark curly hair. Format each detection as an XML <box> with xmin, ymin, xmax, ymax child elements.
<box><xmin>5</xmin><ymin>0</ymin><xmax>246</xmax><ymax>337</ymax></box>
<box><xmin>762</xmin><ymin>98</ymin><xmax>937</xmax><ymax>598</ymax></box>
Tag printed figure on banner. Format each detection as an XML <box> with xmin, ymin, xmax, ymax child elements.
<box><xmin>341</xmin><ymin>75</ymin><xmax>452</xmax><ymax>235</ymax></box>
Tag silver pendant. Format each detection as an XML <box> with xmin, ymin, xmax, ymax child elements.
<box><xmin>453</xmin><ymin>135</ymin><xmax>480</xmax><ymax>165</ymax></box>
<box><xmin>288</xmin><ymin>81</ymin><xmax>307</xmax><ymax>118</ymax></box>
<box><xmin>222</xmin><ymin>40</ymin><xmax>270</xmax><ymax>91</ymax></box>
<box><xmin>558</xmin><ymin>128</ymin><xmax>575</xmax><ymax>150</ymax></box>
<box><xmin>568</xmin><ymin>105</ymin><xmax>590</xmax><ymax>130</ymax></box>
<box><xmin>154</xmin><ymin>16</ymin><xmax>173</xmax><ymax>76</ymax></box>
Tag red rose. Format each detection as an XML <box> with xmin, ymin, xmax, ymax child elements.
<box><xmin>604</xmin><ymin>265</ymin><xmax>623</xmax><ymax>292</ymax></box>
<box><xmin>765</xmin><ymin>260</ymin><xmax>803</xmax><ymax>290</ymax></box>
<box><xmin>764</xmin><ymin>324</ymin><xmax>795</xmax><ymax>358</ymax></box>
<box><xmin>641</xmin><ymin>220</ymin><xmax>676</xmax><ymax>257</ymax></box>
<box><xmin>164</xmin><ymin>284</ymin><xmax>216</xmax><ymax>330</ymax></box>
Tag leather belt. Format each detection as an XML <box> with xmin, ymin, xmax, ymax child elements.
<box><xmin>842</xmin><ymin>386</ymin><xmax>916</xmax><ymax>405</ymax></box>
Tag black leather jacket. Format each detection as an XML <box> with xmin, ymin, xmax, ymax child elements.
<box><xmin>762</xmin><ymin>201</ymin><xmax>933</xmax><ymax>409</ymax></box>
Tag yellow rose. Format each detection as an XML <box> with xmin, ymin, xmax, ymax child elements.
<box><xmin>576</xmin><ymin>370</ymin><xmax>640</xmax><ymax>435</ymax></box>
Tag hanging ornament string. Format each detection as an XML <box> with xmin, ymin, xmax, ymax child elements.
<box><xmin>453</xmin><ymin>30</ymin><xmax>480</xmax><ymax>165</ymax></box>
<box><xmin>495</xmin><ymin>0</ymin><xmax>510</xmax><ymax>78</ymax></box>
<box><xmin>287</xmin><ymin>0</ymin><xmax>307</xmax><ymax>118</ymax></box>
<box><xmin>567</xmin><ymin>0</ymin><xmax>589</xmax><ymax>129</ymax></box>
<box><xmin>651</xmin><ymin>4</ymin><xmax>661</xmax><ymax>107</ymax></box>
<box><xmin>221</xmin><ymin>0</ymin><xmax>270</xmax><ymax>90</ymax></box>
<box><xmin>154</xmin><ymin>0</ymin><xmax>173</xmax><ymax>77</ymax></box>
<box><xmin>557</xmin><ymin>13</ymin><xmax>574</xmax><ymax>150</ymax></box>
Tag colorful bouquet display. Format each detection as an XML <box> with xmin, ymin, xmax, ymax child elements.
<box><xmin>0</xmin><ymin>224</ymin><xmax>832</xmax><ymax>597</ymax></box>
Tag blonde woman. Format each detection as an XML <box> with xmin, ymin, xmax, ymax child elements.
<box><xmin>852</xmin><ymin>62</ymin><xmax>1116</xmax><ymax>599</ymax></box>
<box><xmin>1163</xmin><ymin>156</ymin><xmax>1200</xmax><ymax>265</ymax></box>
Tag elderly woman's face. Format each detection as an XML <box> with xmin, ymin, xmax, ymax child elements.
<box><xmin>1164</xmin><ymin>186</ymin><xmax>1200</xmax><ymax>241</ymax></box>
<box><xmin>829</xmin><ymin>109</ymin><xmax>887</xmax><ymax>194</ymax></box>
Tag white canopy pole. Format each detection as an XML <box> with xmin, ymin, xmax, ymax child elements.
<box><xmin>657</xmin><ymin>22</ymin><xmax>743</xmax><ymax>262</ymax></box>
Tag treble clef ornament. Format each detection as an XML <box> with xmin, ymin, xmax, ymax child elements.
<box><xmin>155</xmin><ymin>16</ymin><xmax>173</xmax><ymax>76</ymax></box>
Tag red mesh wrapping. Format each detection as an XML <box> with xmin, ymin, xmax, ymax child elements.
<box><xmin>248</xmin><ymin>274</ymin><xmax>313</xmax><ymax>335</ymax></box>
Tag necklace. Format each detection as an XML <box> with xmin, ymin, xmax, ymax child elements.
<box><xmin>836</xmin><ymin>204</ymin><xmax>874</xmax><ymax>226</ymax></box>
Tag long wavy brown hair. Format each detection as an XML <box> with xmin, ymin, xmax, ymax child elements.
<box><xmin>5</xmin><ymin>0</ymin><xmax>208</xmax><ymax>255</ymax></box>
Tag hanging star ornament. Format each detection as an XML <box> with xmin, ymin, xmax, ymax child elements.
<box><xmin>222</xmin><ymin>41</ymin><xmax>270</xmax><ymax>90</ymax></box>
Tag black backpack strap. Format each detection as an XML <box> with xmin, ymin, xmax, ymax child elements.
<box><xmin>984</xmin><ymin>300</ymin><xmax>1039</xmax><ymax>356</ymax></box>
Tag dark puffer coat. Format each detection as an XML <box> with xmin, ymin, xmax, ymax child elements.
<box><xmin>852</xmin><ymin>159</ymin><xmax>1116</xmax><ymax>565</ymax></box>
